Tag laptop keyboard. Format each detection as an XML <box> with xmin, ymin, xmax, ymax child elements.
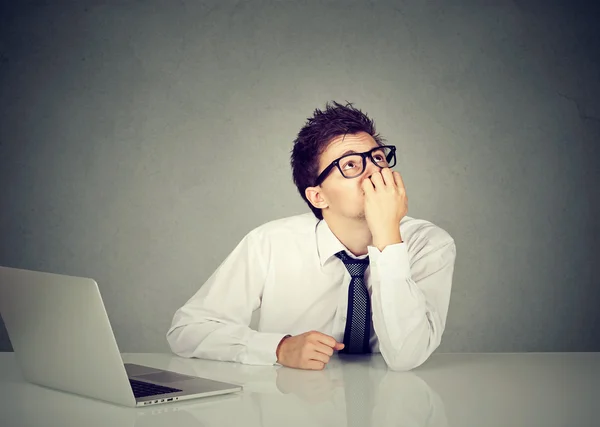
<box><xmin>129</xmin><ymin>378</ymin><xmax>182</xmax><ymax>398</ymax></box>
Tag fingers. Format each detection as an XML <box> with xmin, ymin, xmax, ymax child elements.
<box><xmin>361</xmin><ymin>175</ymin><xmax>375</xmax><ymax>195</ymax></box>
<box><xmin>314</xmin><ymin>342</ymin><xmax>334</xmax><ymax>357</ymax></box>
<box><xmin>369</xmin><ymin>170</ymin><xmax>385</xmax><ymax>189</ymax></box>
<box><xmin>311</xmin><ymin>332</ymin><xmax>344</xmax><ymax>356</ymax></box>
<box><xmin>307</xmin><ymin>361</ymin><xmax>326</xmax><ymax>370</ymax></box>
<box><xmin>283</xmin><ymin>331</ymin><xmax>343</xmax><ymax>371</ymax></box>
<box><xmin>379</xmin><ymin>168</ymin><xmax>397</xmax><ymax>188</ymax></box>
<box><xmin>393</xmin><ymin>170</ymin><xmax>405</xmax><ymax>191</ymax></box>
<box><xmin>368</xmin><ymin>168</ymin><xmax>398</xmax><ymax>190</ymax></box>
<box><xmin>308</xmin><ymin>348</ymin><xmax>331</xmax><ymax>365</ymax></box>
<box><xmin>313</xmin><ymin>331</ymin><xmax>339</xmax><ymax>349</ymax></box>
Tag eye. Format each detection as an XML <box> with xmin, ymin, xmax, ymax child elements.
<box><xmin>373</xmin><ymin>154</ymin><xmax>385</xmax><ymax>162</ymax></box>
<box><xmin>341</xmin><ymin>160</ymin><xmax>357</xmax><ymax>170</ymax></box>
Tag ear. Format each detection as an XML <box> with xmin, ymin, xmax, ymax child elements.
<box><xmin>305</xmin><ymin>186</ymin><xmax>329</xmax><ymax>210</ymax></box>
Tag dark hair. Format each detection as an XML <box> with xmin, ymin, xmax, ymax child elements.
<box><xmin>290</xmin><ymin>101</ymin><xmax>385</xmax><ymax>220</ymax></box>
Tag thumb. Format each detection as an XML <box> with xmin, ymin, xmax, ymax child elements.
<box><xmin>334</xmin><ymin>342</ymin><xmax>345</xmax><ymax>351</ymax></box>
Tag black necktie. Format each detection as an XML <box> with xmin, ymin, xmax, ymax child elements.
<box><xmin>335</xmin><ymin>250</ymin><xmax>371</xmax><ymax>354</ymax></box>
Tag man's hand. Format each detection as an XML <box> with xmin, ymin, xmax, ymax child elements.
<box><xmin>362</xmin><ymin>168</ymin><xmax>408</xmax><ymax>250</ymax></box>
<box><xmin>276</xmin><ymin>331</ymin><xmax>344</xmax><ymax>370</ymax></box>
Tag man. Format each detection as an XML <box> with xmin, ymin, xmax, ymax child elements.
<box><xmin>167</xmin><ymin>101</ymin><xmax>456</xmax><ymax>371</ymax></box>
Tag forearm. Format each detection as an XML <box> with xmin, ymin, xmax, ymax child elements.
<box><xmin>368</xmin><ymin>240</ymin><xmax>455</xmax><ymax>371</ymax></box>
<box><xmin>166</xmin><ymin>229</ymin><xmax>283</xmax><ymax>364</ymax></box>
<box><xmin>167</xmin><ymin>319</ymin><xmax>287</xmax><ymax>365</ymax></box>
<box><xmin>372</xmin><ymin>288</ymin><xmax>443</xmax><ymax>371</ymax></box>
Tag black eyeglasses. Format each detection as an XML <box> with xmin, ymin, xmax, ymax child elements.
<box><xmin>314</xmin><ymin>145</ymin><xmax>397</xmax><ymax>186</ymax></box>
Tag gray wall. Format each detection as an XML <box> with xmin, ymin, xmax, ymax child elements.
<box><xmin>1</xmin><ymin>0</ymin><xmax>598</xmax><ymax>353</ymax></box>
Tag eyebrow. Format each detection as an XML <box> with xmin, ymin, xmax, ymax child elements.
<box><xmin>338</xmin><ymin>146</ymin><xmax>380</xmax><ymax>157</ymax></box>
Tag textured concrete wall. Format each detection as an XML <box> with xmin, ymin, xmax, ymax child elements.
<box><xmin>1</xmin><ymin>0</ymin><xmax>598</xmax><ymax>352</ymax></box>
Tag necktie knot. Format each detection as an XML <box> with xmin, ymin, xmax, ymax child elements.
<box><xmin>335</xmin><ymin>251</ymin><xmax>369</xmax><ymax>278</ymax></box>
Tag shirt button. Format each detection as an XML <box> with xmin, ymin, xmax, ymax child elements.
<box><xmin>341</xmin><ymin>316</ymin><xmax>346</xmax><ymax>321</ymax></box>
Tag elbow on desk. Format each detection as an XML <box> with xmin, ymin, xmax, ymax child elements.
<box><xmin>381</xmin><ymin>337</ymin><xmax>441</xmax><ymax>371</ymax></box>
<box><xmin>383</xmin><ymin>356</ymin><xmax>425</xmax><ymax>372</ymax></box>
<box><xmin>382</xmin><ymin>349</ymin><xmax>434</xmax><ymax>371</ymax></box>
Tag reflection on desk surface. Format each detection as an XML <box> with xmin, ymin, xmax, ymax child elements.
<box><xmin>165</xmin><ymin>352</ymin><xmax>448</xmax><ymax>427</ymax></box>
<box><xmin>0</xmin><ymin>352</ymin><xmax>597</xmax><ymax>427</ymax></box>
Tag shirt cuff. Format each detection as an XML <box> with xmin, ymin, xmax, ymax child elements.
<box><xmin>244</xmin><ymin>332</ymin><xmax>290</xmax><ymax>365</ymax></box>
<box><xmin>367</xmin><ymin>242</ymin><xmax>411</xmax><ymax>282</ymax></box>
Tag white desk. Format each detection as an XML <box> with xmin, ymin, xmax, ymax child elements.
<box><xmin>0</xmin><ymin>352</ymin><xmax>597</xmax><ymax>426</ymax></box>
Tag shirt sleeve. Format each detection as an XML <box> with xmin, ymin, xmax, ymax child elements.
<box><xmin>367</xmin><ymin>229</ymin><xmax>456</xmax><ymax>371</ymax></box>
<box><xmin>166</xmin><ymin>230</ymin><xmax>289</xmax><ymax>365</ymax></box>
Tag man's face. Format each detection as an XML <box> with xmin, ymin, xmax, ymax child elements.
<box><xmin>314</xmin><ymin>131</ymin><xmax>383</xmax><ymax>220</ymax></box>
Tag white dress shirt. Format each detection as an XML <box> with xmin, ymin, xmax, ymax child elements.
<box><xmin>167</xmin><ymin>213</ymin><xmax>456</xmax><ymax>371</ymax></box>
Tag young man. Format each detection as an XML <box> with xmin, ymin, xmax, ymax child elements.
<box><xmin>167</xmin><ymin>102</ymin><xmax>456</xmax><ymax>371</ymax></box>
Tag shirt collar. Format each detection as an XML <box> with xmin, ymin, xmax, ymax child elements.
<box><xmin>315</xmin><ymin>219</ymin><xmax>368</xmax><ymax>267</ymax></box>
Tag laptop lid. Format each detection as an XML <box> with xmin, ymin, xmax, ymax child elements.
<box><xmin>0</xmin><ymin>266</ymin><xmax>136</xmax><ymax>407</ymax></box>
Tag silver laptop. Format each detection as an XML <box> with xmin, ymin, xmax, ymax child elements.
<box><xmin>0</xmin><ymin>266</ymin><xmax>242</xmax><ymax>407</ymax></box>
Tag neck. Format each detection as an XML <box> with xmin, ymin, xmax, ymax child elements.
<box><xmin>323</xmin><ymin>213</ymin><xmax>372</xmax><ymax>257</ymax></box>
